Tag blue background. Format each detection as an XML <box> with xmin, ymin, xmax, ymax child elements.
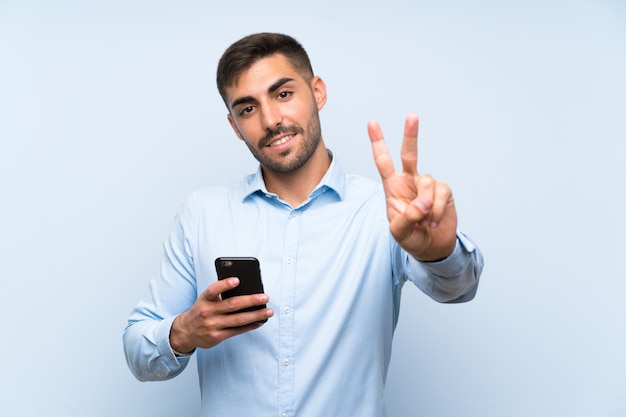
<box><xmin>1</xmin><ymin>1</ymin><xmax>625</xmax><ymax>415</ymax></box>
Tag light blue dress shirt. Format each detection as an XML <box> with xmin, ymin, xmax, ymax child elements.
<box><xmin>124</xmin><ymin>155</ymin><xmax>483</xmax><ymax>417</ymax></box>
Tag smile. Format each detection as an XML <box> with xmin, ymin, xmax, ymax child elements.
<box><xmin>267</xmin><ymin>134</ymin><xmax>293</xmax><ymax>147</ymax></box>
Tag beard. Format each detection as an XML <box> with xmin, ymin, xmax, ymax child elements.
<box><xmin>245</xmin><ymin>109</ymin><xmax>323</xmax><ymax>174</ymax></box>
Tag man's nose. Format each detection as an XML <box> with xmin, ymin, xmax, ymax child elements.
<box><xmin>261</xmin><ymin>102</ymin><xmax>282</xmax><ymax>131</ymax></box>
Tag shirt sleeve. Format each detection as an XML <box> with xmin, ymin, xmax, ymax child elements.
<box><xmin>404</xmin><ymin>231</ymin><xmax>484</xmax><ymax>303</ymax></box>
<box><xmin>122</xmin><ymin>195</ymin><xmax>200</xmax><ymax>381</ymax></box>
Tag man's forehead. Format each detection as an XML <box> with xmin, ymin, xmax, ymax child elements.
<box><xmin>226</xmin><ymin>55</ymin><xmax>303</xmax><ymax>102</ymax></box>
<box><xmin>235</xmin><ymin>55</ymin><xmax>299</xmax><ymax>84</ymax></box>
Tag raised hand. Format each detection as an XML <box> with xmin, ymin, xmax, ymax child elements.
<box><xmin>169</xmin><ymin>278</ymin><xmax>274</xmax><ymax>353</ymax></box>
<box><xmin>368</xmin><ymin>113</ymin><xmax>457</xmax><ymax>261</ymax></box>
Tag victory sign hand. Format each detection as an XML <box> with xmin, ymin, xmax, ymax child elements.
<box><xmin>368</xmin><ymin>114</ymin><xmax>457</xmax><ymax>261</ymax></box>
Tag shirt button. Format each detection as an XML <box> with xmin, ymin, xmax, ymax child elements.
<box><xmin>283</xmin><ymin>358</ymin><xmax>290</xmax><ymax>366</ymax></box>
<box><xmin>286</xmin><ymin>257</ymin><xmax>292</xmax><ymax>264</ymax></box>
<box><xmin>283</xmin><ymin>306</ymin><xmax>290</xmax><ymax>314</ymax></box>
<box><xmin>290</xmin><ymin>211</ymin><xmax>297</xmax><ymax>217</ymax></box>
<box><xmin>282</xmin><ymin>414</ymin><xmax>288</xmax><ymax>417</ymax></box>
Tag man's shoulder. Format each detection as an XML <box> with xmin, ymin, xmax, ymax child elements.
<box><xmin>343</xmin><ymin>172</ymin><xmax>383</xmax><ymax>197</ymax></box>
<box><xmin>181</xmin><ymin>180</ymin><xmax>248</xmax><ymax>210</ymax></box>
<box><xmin>188</xmin><ymin>183</ymin><xmax>239</xmax><ymax>197</ymax></box>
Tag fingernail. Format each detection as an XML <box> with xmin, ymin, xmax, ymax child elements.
<box><xmin>229</xmin><ymin>278</ymin><xmax>239</xmax><ymax>286</ymax></box>
<box><xmin>414</xmin><ymin>199</ymin><xmax>427</xmax><ymax>211</ymax></box>
<box><xmin>414</xmin><ymin>198</ymin><xmax>431</xmax><ymax>212</ymax></box>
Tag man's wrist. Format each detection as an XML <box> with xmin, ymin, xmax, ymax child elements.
<box><xmin>171</xmin><ymin>346</ymin><xmax>196</xmax><ymax>357</ymax></box>
<box><xmin>169</xmin><ymin>314</ymin><xmax>196</xmax><ymax>356</ymax></box>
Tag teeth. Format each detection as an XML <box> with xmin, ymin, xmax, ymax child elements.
<box><xmin>270</xmin><ymin>135</ymin><xmax>292</xmax><ymax>147</ymax></box>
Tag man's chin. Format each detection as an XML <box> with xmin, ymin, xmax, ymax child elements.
<box><xmin>261</xmin><ymin>155</ymin><xmax>306</xmax><ymax>174</ymax></box>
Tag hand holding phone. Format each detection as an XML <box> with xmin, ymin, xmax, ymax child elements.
<box><xmin>215</xmin><ymin>257</ymin><xmax>268</xmax><ymax>323</ymax></box>
<box><xmin>169</xmin><ymin>273</ymin><xmax>272</xmax><ymax>352</ymax></box>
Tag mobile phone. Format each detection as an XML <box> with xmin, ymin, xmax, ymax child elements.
<box><xmin>214</xmin><ymin>257</ymin><xmax>267</xmax><ymax>322</ymax></box>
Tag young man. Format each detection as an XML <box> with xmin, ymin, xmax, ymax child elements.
<box><xmin>124</xmin><ymin>33</ymin><xmax>483</xmax><ymax>416</ymax></box>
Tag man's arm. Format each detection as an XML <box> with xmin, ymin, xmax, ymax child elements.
<box><xmin>123</xmin><ymin>196</ymin><xmax>273</xmax><ymax>381</ymax></box>
<box><xmin>124</xmin><ymin>278</ymin><xmax>273</xmax><ymax>382</ymax></box>
<box><xmin>403</xmin><ymin>231</ymin><xmax>483</xmax><ymax>303</ymax></box>
<box><xmin>122</xmin><ymin>205</ymin><xmax>200</xmax><ymax>381</ymax></box>
<box><xmin>369</xmin><ymin>114</ymin><xmax>483</xmax><ymax>300</ymax></box>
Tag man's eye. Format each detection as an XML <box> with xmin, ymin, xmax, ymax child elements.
<box><xmin>278</xmin><ymin>91</ymin><xmax>291</xmax><ymax>99</ymax></box>
<box><xmin>239</xmin><ymin>106</ymin><xmax>254</xmax><ymax>116</ymax></box>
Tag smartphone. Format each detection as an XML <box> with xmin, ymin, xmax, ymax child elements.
<box><xmin>214</xmin><ymin>256</ymin><xmax>267</xmax><ymax>323</ymax></box>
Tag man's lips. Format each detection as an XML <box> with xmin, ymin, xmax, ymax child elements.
<box><xmin>266</xmin><ymin>134</ymin><xmax>294</xmax><ymax>147</ymax></box>
<box><xmin>260</xmin><ymin>125</ymin><xmax>304</xmax><ymax>148</ymax></box>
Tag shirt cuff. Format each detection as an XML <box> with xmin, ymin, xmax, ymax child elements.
<box><xmin>421</xmin><ymin>231</ymin><xmax>477</xmax><ymax>276</ymax></box>
<box><xmin>157</xmin><ymin>315</ymin><xmax>193</xmax><ymax>364</ymax></box>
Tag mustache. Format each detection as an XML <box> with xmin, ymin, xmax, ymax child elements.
<box><xmin>260</xmin><ymin>125</ymin><xmax>305</xmax><ymax>147</ymax></box>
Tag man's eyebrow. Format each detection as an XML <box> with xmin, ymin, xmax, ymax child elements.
<box><xmin>268</xmin><ymin>77</ymin><xmax>294</xmax><ymax>93</ymax></box>
<box><xmin>230</xmin><ymin>95</ymin><xmax>255</xmax><ymax>109</ymax></box>
<box><xmin>229</xmin><ymin>77</ymin><xmax>296</xmax><ymax>110</ymax></box>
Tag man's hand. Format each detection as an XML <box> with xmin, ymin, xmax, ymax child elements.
<box><xmin>368</xmin><ymin>113</ymin><xmax>457</xmax><ymax>261</ymax></box>
<box><xmin>169</xmin><ymin>278</ymin><xmax>274</xmax><ymax>353</ymax></box>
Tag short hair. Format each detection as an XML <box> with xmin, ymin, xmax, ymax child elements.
<box><xmin>216</xmin><ymin>33</ymin><xmax>315</xmax><ymax>106</ymax></box>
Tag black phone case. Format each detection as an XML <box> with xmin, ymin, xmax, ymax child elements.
<box><xmin>215</xmin><ymin>257</ymin><xmax>267</xmax><ymax>319</ymax></box>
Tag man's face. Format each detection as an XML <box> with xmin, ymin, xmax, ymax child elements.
<box><xmin>225</xmin><ymin>54</ymin><xmax>327</xmax><ymax>174</ymax></box>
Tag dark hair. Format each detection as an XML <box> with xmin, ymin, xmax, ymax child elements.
<box><xmin>216</xmin><ymin>33</ymin><xmax>314</xmax><ymax>106</ymax></box>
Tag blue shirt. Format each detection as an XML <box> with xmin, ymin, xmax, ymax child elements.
<box><xmin>124</xmin><ymin>155</ymin><xmax>483</xmax><ymax>417</ymax></box>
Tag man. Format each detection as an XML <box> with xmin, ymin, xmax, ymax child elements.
<box><xmin>124</xmin><ymin>32</ymin><xmax>483</xmax><ymax>416</ymax></box>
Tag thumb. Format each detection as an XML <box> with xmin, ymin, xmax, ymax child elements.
<box><xmin>390</xmin><ymin>197</ymin><xmax>432</xmax><ymax>241</ymax></box>
<box><xmin>202</xmin><ymin>278</ymin><xmax>239</xmax><ymax>301</ymax></box>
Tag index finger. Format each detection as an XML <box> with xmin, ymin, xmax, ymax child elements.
<box><xmin>400</xmin><ymin>113</ymin><xmax>419</xmax><ymax>176</ymax></box>
<box><xmin>367</xmin><ymin>119</ymin><xmax>396</xmax><ymax>180</ymax></box>
<box><xmin>201</xmin><ymin>277</ymin><xmax>240</xmax><ymax>301</ymax></box>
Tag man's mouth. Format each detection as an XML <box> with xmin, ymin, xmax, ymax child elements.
<box><xmin>267</xmin><ymin>134</ymin><xmax>294</xmax><ymax>147</ymax></box>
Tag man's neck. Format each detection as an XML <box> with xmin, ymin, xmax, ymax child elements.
<box><xmin>262</xmin><ymin>146</ymin><xmax>331</xmax><ymax>208</ymax></box>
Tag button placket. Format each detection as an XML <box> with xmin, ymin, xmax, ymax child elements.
<box><xmin>278</xmin><ymin>208</ymin><xmax>300</xmax><ymax>416</ymax></box>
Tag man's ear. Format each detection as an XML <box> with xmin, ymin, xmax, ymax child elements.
<box><xmin>311</xmin><ymin>76</ymin><xmax>327</xmax><ymax>111</ymax></box>
<box><xmin>227</xmin><ymin>113</ymin><xmax>244</xmax><ymax>140</ymax></box>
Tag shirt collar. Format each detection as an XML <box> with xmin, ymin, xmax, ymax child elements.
<box><xmin>241</xmin><ymin>149</ymin><xmax>346</xmax><ymax>203</ymax></box>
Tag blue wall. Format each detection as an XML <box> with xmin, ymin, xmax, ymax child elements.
<box><xmin>1</xmin><ymin>1</ymin><xmax>625</xmax><ymax>415</ymax></box>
